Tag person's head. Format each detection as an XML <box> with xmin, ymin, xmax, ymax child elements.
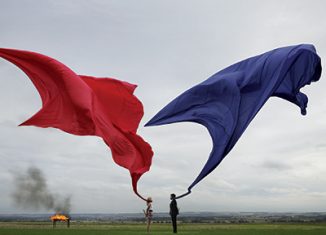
<box><xmin>170</xmin><ymin>193</ymin><xmax>176</xmax><ymax>200</ymax></box>
<box><xmin>147</xmin><ymin>197</ymin><xmax>152</xmax><ymax>203</ymax></box>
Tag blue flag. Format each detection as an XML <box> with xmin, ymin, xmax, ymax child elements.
<box><xmin>145</xmin><ymin>44</ymin><xmax>322</xmax><ymax>198</ymax></box>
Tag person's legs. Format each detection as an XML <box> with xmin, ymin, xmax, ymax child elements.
<box><xmin>147</xmin><ymin>217</ymin><xmax>152</xmax><ymax>233</ymax></box>
<box><xmin>172</xmin><ymin>215</ymin><xmax>177</xmax><ymax>233</ymax></box>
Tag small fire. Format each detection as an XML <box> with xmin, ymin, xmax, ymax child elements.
<box><xmin>51</xmin><ymin>214</ymin><xmax>70</xmax><ymax>221</ymax></box>
<box><xmin>50</xmin><ymin>214</ymin><xmax>70</xmax><ymax>228</ymax></box>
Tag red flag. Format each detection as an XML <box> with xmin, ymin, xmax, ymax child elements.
<box><xmin>0</xmin><ymin>48</ymin><xmax>153</xmax><ymax>201</ymax></box>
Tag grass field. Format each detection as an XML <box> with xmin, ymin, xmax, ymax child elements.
<box><xmin>0</xmin><ymin>222</ymin><xmax>326</xmax><ymax>235</ymax></box>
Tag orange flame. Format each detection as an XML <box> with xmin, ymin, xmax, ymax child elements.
<box><xmin>50</xmin><ymin>214</ymin><xmax>69</xmax><ymax>221</ymax></box>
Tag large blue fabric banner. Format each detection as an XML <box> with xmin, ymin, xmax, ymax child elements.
<box><xmin>146</xmin><ymin>44</ymin><xmax>322</xmax><ymax>198</ymax></box>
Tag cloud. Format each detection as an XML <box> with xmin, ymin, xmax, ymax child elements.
<box><xmin>260</xmin><ymin>161</ymin><xmax>292</xmax><ymax>171</ymax></box>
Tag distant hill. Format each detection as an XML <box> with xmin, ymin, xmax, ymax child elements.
<box><xmin>1</xmin><ymin>212</ymin><xmax>326</xmax><ymax>223</ymax></box>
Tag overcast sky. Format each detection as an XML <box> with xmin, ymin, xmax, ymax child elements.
<box><xmin>0</xmin><ymin>0</ymin><xmax>325</xmax><ymax>214</ymax></box>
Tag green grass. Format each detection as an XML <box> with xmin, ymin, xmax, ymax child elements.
<box><xmin>0</xmin><ymin>222</ymin><xmax>326</xmax><ymax>235</ymax></box>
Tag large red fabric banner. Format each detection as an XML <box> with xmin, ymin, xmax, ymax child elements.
<box><xmin>0</xmin><ymin>48</ymin><xmax>153</xmax><ymax>201</ymax></box>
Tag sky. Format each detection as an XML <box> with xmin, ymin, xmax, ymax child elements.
<box><xmin>0</xmin><ymin>0</ymin><xmax>325</xmax><ymax>214</ymax></box>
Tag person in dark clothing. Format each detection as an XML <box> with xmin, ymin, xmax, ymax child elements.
<box><xmin>169</xmin><ymin>193</ymin><xmax>179</xmax><ymax>233</ymax></box>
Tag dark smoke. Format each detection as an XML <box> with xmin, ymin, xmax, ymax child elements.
<box><xmin>12</xmin><ymin>166</ymin><xmax>71</xmax><ymax>214</ymax></box>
